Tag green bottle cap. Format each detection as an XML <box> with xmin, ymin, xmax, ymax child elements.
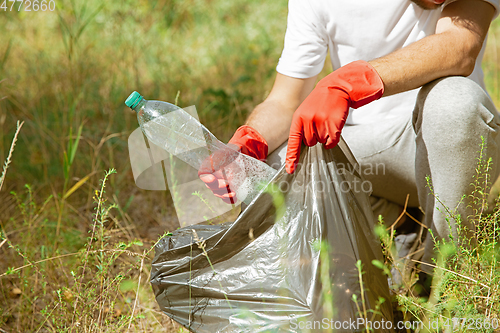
<box><xmin>125</xmin><ymin>91</ymin><xmax>143</xmax><ymax>109</ymax></box>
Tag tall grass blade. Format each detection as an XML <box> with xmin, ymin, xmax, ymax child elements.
<box><xmin>63</xmin><ymin>173</ymin><xmax>91</xmax><ymax>200</ymax></box>
<box><xmin>75</xmin><ymin>4</ymin><xmax>105</xmax><ymax>41</ymax></box>
<box><xmin>0</xmin><ymin>120</ymin><xmax>24</xmax><ymax>192</ymax></box>
<box><xmin>69</xmin><ymin>123</ymin><xmax>84</xmax><ymax>166</ymax></box>
<box><xmin>0</xmin><ymin>39</ymin><xmax>12</xmax><ymax>71</ymax></box>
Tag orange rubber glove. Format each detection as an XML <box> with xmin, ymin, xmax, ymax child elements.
<box><xmin>198</xmin><ymin>125</ymin><xmax>268</xmax><ymax>204</ymax></box>
<box><xmin>285</xmin><ymin>60</ymin><xmax>384</xmax><ymax>174</ymax></box>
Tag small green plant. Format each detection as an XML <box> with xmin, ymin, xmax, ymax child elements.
<box><xmin>56</xmin><ymin>122</ymin><xmax>85</xmax><ymax>237</ymax></box>
<box><xmin>389</xmin><ymin>138</ymin><xmax>500</xmax><ymax>333</ymax></box>
<box><xmin>192</xmin><ymin>190</ymin><xmax>217</xmax><ymax>218</ymax></box>
<box><xmin>312</xmin><ymin>239</ymin><xmax>335</xmax><ymax>325</ymax></box>
<box><xmin>0</xmin><ymin>167</ymin><xmax>182</xmax><ymax>332</ymax></box>
<box><xmin>191</xmin><ymin>228</ymin><xmax>233</xmax><ymax>311</ymax></box>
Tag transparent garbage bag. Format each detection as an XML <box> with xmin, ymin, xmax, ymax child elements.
<box><xmin>150</xmin><ymin>140</ymin><xmax>394</xmax><ymax>332</ymax></box>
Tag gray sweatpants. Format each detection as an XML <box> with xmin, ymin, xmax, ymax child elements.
<box><xmin>341</xmin><ymin>76</ymin><xmax>500</xmax><ymax>273</ymax></box>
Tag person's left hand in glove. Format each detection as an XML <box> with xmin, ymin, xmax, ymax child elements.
<box><xmin>285</xmin><ymin>60</ymin><xmax>385</xmax><ymax>174</ymax></box>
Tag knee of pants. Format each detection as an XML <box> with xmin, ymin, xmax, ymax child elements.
<box><xmin>413</xmin><ymin>76</ymin><xmax>498</xmax><ymax>135</ymax></box>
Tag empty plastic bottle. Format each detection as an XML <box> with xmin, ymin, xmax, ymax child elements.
<box><xmin>125</xmin><ymin>91</ymin><xmax>277</xmax><ymax>205</ymax></box>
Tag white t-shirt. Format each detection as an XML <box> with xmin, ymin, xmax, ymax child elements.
<box><xmin>276</xmin><ymin>0</ymin><xmax>500</xmax><ymax>125</ymax></box>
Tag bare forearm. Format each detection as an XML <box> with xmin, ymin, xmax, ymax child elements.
<box><xmin>370</xmin><ymin>0</ymin><xmax>493</xmax><ymax>97</ymax></box>
<box><xmin>245</xmin><ymin>100</ymin><xmax>294</xmax><ymax>153</ymax></box>
<box><xmin>243</xmin><ymin>73</ymin><xmax>317</xmax><ymax>153</ymax></box>
<box><xmin>369</xmin><ymin>31</ymin><xmax>477</xmax><ymax>97</ymax></box>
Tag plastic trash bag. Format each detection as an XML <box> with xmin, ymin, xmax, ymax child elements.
<box><xmin>150</xmin><ymin>140</ymin><xmax>394</xmax><ymax>332</ymax></box>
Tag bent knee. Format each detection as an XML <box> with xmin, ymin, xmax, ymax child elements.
<box><xmin>414</xmin><ymin>76</ymin><xmax>498</xmax><ymax>130</ymax></box>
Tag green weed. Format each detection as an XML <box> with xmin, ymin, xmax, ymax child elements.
<box><xmin>378</xmin><ymin>139</ymin><xmax>500</xmax><ymax>333</ymax></box>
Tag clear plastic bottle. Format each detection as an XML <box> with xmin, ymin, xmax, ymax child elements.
<box><xmin>125</xmin><ymin>91</ymin><xmax>229</xmax><ymax>168</ymax></box>
<box><xmin>125</xmin><ymin>91</ymin><xmax>276</xmax><ymax>205</ymax></box>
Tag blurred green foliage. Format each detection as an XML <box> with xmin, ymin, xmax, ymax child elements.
<box><xmin>1</xmin><ymin>2</ymin><xmax>499</xmax><ymax>190</ymax></box>
<box><xmin>0</xmin><ymin>0</ymin><xmax>288</xmax><ymax>188</ymax></box>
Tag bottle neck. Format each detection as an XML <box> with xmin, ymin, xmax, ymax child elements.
<box><xmin>132</xmin><ymin>98</ymin><xmax>147</xmax><ymax>113</ymax></box>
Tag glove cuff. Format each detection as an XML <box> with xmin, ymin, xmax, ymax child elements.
<box><xmin>318</xmin><ymin>60</ymin><xmax>385</xmax><ymax>109</ymax></box>
<box><xmin>228</xmin><ymin>125</ymin><xmax>269</xmax><ymax>161</ymax></box>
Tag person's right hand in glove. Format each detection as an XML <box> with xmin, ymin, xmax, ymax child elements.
<box><xmin>198</xmin><ymin>125</ymin><xmax>268</xmax><ymax>204</ymax></box>
<box><xmin>285</xmin><ymin>60</ymin><xmax>385</xmax><ymax>174</ymax></box>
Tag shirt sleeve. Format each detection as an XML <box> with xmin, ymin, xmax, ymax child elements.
<box><xmin>276</xmin><ymin>0</ymin><xmax>329</xmax><ymax>79</ymax></box>
<box><xmin>444</xmin><ymin>0</ymin><xmax>499</xmax><ymax>18</ymax></box>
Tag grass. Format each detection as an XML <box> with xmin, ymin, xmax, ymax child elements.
<box><xmin>375</xmin><ymin>139</ymin><xmax>500</xmax><ymax>332</ymax></box>
<box><xmin>0</xmin><ymin>0</ymin><xmax>500</xmax><ymax>332</ymax></box>
<box><xmin>0</xmin><ymin>1</ymin><xmax>289</xmax><ymax>331</ymax></box>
